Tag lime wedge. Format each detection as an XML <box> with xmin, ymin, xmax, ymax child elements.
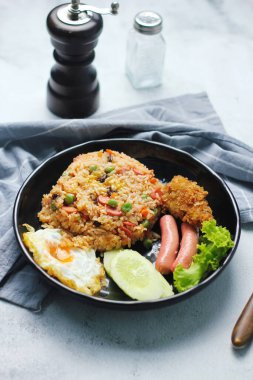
<box><xmin>110</xmin><ymin>250</ymin><xmax>164</xmax><ymax>301</ymax></box>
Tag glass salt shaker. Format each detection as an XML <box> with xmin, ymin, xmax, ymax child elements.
<box><xmin>125</xmin><ymin>11</ymin><xmax>166</xmax><ymax>89</ymax></box>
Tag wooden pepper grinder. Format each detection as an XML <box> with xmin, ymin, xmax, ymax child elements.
<box><xmin>46</xmin><ymin>0</ymin><xmax>119</xmax><ymax>118</ymax></box>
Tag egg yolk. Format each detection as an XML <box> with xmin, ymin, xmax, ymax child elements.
<box><xmin>47</xmin><ymin>242</ymin><xmax>73</xmax><ymax>263</ymax></box>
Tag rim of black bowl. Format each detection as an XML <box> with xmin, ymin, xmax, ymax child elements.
<box><xmin>13</xmin><ymin>139</ymin><xmax>241</xmax><ymax>310</ymax></box>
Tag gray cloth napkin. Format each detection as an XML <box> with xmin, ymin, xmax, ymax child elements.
<box><xmin>1</xmin><ymin>92</ymin><xmax>253</xmax><ymax>311</ymax></box>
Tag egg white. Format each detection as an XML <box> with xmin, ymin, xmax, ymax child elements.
<box><xmin>23</xmin><ymin>228</ymin><xmax>105</xmax><ymax>295</ymax></box>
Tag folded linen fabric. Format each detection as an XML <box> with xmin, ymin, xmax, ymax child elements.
<box><xmin>0</xmin><ymin>92</ymin><xmax>252</xmax><ymax>311</ymax></box>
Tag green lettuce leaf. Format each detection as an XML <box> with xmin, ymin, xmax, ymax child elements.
<box><xmin>173</xmin><ymin>220</ymin><xmax>234</xmax><ymax>293</ymax></box>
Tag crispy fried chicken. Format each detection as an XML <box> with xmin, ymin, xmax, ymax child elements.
<box><xmin>162</xmin><ymin>175</ymin><xmax>213</xmax><ymax>227</ymax></box>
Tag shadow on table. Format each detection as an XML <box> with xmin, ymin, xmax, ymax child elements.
<box><xmin>42</xmin><ymin>265</ymin><xmax>234</xmax><ymax>351</ymax></box>
<box><xmin>232</xmin><ymin>342</ymin><xmax>252</xmax><ymax>357</ymax></box>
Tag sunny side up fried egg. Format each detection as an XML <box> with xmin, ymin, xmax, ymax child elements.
<box><xmin>23</xmin><ymin>228</ymin><xmax>105</xmax><ymax>295</ymax></box>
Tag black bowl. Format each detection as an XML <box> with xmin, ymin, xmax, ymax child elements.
<box><xmin>13</xmin><ymin>139</ymin><xmax>241</xmax><ymax>310</ymax></box>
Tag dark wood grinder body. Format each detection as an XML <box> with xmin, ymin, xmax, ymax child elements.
<box><xmin>47</xmin><ymin>5</ymin><xmax>103</xmax><ymax>118</ymax></box>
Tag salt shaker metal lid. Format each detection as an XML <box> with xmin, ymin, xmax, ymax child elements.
<box><xmin>134</xmin><ymin>11</ymin><xmax>163</xmax><ymax>35</ymax></box>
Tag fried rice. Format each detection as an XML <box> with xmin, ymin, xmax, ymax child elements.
<box><xmin>38</xmin><ymin>149</ymin><xmax>164</xmax><ymax>251</ymax></box>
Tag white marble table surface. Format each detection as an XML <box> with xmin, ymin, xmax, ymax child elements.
<box><xmin>0</xmin><ymin>0</ymin><xmax>252</xmax><ymax>379</ymax></box>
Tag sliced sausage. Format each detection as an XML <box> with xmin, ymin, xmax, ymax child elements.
<box><xmin>171</xmin><ymin>222</ymin><xmax>198</xmax><ymax>271</ymax></box>
<box><xmin>106</xmin><ymin>207</ymin><xmax>123</xmax><ymax>217</ymax></box>
<box><xmin>97</xmin><ymin>195</ymin><xmax>110</xmax><ymax>205</ymax></box>
<box><xmin>155</xmin><ymin>215</ymin><xmax>179</xmax><ymax>274</ymax></box>
<box><xmin>61</xmin><ymin>206</ymin><xmax>77</xmax><ymax>214</ymax></box>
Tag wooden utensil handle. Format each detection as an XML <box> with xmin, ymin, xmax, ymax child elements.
<box><xmin>231</xmin><ymin>293</ymin><xmax>253</xmax><ymax>348</ymax></box>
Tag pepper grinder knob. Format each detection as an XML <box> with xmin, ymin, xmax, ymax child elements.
<box><xmin>46</xmin><ymin>1</ymin><xmax>119</xmax><ymax>118</ymax></box>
